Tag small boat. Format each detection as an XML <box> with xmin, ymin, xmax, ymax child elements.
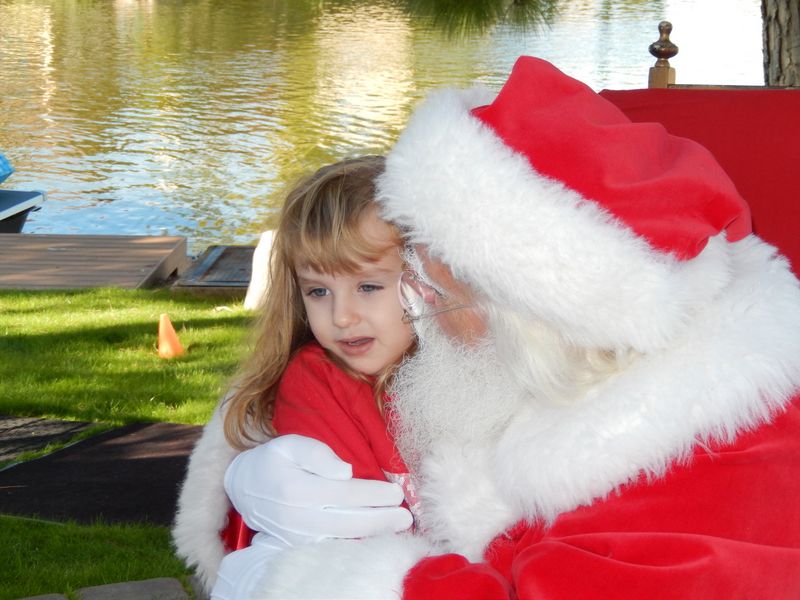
<box><xmin>0</xmin><ymin>153</ymin><xmax>45</xmax><ymax>233</ymax></box>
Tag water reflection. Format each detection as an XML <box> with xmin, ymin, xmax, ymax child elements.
<box><xmin>0</xmin><ymin>0</ymin><xmax>762</xmax><ymax>252</ymax></box>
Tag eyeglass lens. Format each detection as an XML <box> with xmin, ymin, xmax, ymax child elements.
<box><xmin>398</xmin><ymin>271</ymin><xmax>429</xmax><ymax>319</ymax></box>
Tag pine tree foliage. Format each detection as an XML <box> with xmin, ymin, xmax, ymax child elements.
<box><xmin>403</xmin><ymin>0</ymin><xmax>560</xmax><ymax>36</ymax></box>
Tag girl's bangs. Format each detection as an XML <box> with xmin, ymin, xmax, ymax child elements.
<box><xmin>289</xmin><ymin>220</ymin><xmax>399</xmax><ymax>275</ymax></box>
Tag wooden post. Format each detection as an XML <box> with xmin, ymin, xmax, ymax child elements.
<box><xmin>648</xmin><ymin>21</ymin><xmax>679</xmax><ymax>88</ymax></box>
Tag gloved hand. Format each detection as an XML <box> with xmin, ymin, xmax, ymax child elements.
<box><xmin>211</xmin><ymin>533</ymin><xmax>288</xmax><ymax>600</ymax></box>
<box><xmin>224</xmin><ymin>434</ymin><xmax>413</xmax><ymax>547</ymax></box>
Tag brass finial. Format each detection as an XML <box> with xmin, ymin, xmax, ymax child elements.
<box><xmin>649</xmin><ymin>21</ymin><xmax>679</xmax><ymax>67</ymax></box>
<box><xmin>648</xmin><ymin>21</ymin><xmax>678</xmax><ymax>88</ymax></box>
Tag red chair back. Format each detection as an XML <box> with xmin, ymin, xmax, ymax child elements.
<box><xmin>601</xmin><ymin>88</ymin><xmax>800</xmax><ymax>276</ymax></box>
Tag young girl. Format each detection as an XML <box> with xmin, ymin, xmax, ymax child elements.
<box><xmin>211</xmin><ymin>155</ymin><xmax>418</xmax><ymax>597</ymax></box>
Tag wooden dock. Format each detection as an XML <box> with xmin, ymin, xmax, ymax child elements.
<box><xmin>172</xmin><ymin>245</ymin><xmax>254</xmax><ymax>296</ymax></box>
<box><xmin>0</xmin><ymin>234</ymin><xmax>191</xmax><ymax>290</ymax></box>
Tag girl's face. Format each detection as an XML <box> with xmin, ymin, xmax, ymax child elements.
<box><xmin>296</xmin><ymin>211</ymin><xmax>414</xmax><ymax>376</ymax></box>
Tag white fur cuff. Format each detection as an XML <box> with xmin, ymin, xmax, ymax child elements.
<box><xmin>253</xmin><ymin>534</ymin><xmax>434</xmax><ymax>599</ymax></box>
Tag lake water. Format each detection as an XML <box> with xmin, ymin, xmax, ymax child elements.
<box><xmin>0</xmin><ymin>0</ymin><xmax>762</xmax><ymax>253</ymax></box>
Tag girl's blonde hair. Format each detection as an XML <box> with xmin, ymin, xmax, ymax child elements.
<box><xmin>224</xmin><ymin>155</ymin><xmax>409</xmax><ymax>449</ymax></box>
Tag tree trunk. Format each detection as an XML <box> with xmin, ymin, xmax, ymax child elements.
<box><xmin>762</xmin><ymin>0</ymin><xmax>800</xmax><ymax>85</ymax></box>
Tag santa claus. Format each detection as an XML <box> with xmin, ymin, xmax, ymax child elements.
<box><xmin>174</xmin><ymin>57</ymin><xmax>800</xmax><ymax>598</ymax></box>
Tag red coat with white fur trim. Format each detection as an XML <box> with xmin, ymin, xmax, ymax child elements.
<box><xmin>403</xmin><ymin>398</ymin><xmax>800</xmax><ymax>599</ymax></box>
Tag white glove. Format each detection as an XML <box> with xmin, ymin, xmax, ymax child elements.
<box><xmin>224</xmin><ymin>434</ymin><xmax>413</xmax><ymax>547</ymax></box>
<box><xmin>211</xmin><ymin>533</ymin><xmax>288</xmax><ymax>600</ymax></box>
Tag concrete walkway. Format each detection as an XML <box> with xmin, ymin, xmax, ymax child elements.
<box><xmin>0</xmin><ymin>416</ymin><xmax>97</xmax><ymax>465</ymax></box>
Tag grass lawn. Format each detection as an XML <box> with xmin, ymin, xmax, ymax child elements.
<box><xmin>0</xmin><ymin>287</ymin><xmax>255</xmax><ymax>598</ymax></box>
<box><xmin>0</xmin><ymin>288</ymin><xmax>252</xmax><ymax>425</ymax></box>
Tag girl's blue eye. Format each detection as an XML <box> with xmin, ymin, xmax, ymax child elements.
<box><xmin>360</xmin><ymin>284</ymin><xmax>383</xmax><ymax>293</ymax></box>
<box><xmin>306</xmin><ymin>288</ymin><xmax>328</xmax><ymax>298</ymax></box>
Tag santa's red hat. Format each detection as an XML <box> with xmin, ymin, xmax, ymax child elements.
<box><xmin>378</xmin><ymin>56</ymin><xmax>752</xmax><ymax>352</ymax></box>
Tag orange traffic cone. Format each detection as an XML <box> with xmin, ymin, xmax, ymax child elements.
<box><xmin>158</xmin><ymin>313</ymin><xmax>185</xmax><ymax>358</ymax></box>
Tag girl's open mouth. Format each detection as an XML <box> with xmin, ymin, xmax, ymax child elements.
<box><xmin>338</xmin><ymin>337</ymin><xmax>374</xmax><ymax>355</ymax></box>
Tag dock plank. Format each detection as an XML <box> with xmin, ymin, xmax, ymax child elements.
<box><xmin>0</xmin><ymin>234</ymin><xmax>190</xmax><ymax>289</ymax></box>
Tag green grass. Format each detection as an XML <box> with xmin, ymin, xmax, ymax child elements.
<box><xmin>0</xmin><ymin>288</ymin><xmax>256</xmax><ymax>597</ymax></box>
<box><xmin>0</xmin><ymin>288</ymin><xmax>253</xmax><ymax>425</ymax></box>
<box><xmin>0</xmin><ymin>515</ymin><xmax>194</xmax><ymax>600</ymax></box>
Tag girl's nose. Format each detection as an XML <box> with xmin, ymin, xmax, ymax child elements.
<box><xmin>332</xmin><ymin>297</ymin><xmax>360</xmax><ymax>328</ymax></box>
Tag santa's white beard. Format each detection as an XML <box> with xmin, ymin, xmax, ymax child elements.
<box><xmin>389</xmin><ymin>317</ymin><xmax>526</xmax><ymax>472</ymax></box>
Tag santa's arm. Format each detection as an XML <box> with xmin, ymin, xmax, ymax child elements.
<box><xmin>244</xmin><ymin>534</ymin><xmax>515</xmax><ymax>599</ymax></box>
<box><xmin>233</xmin><ymin>509</ymin><xmax>800</xmax><ymax>598</ymax></box>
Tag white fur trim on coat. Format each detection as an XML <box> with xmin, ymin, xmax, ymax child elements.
<box><xmin>172</xmin><ymin>398</ymin><xmax>269</xmax><ymax>591</ymax></box>
<box><xmin>252</xmin><ymin>534</ymin><xmax>434</xmax><ymax>599</ymax></box>
<box><xmin>378</xmin><ymin>87</ymin><xmax>735</xmax><ymax>354</ymax></box>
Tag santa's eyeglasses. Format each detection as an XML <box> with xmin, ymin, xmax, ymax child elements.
<box><xmin>397</xmin><ymin>270</ymin><xmax>469</xmax><ymax>323</ymax></box>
